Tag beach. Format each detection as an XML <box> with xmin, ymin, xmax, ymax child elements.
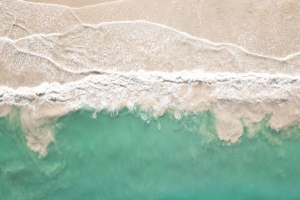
<box><xmin>1</xmin><ymin>0</ymin><xmax>300</xmax><ymax>199</ymax></box>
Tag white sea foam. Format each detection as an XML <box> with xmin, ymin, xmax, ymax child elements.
<box><xmin>1</xmin><ymin>69</ymin><xmax>300</xmax><ymax>155</ymax></box>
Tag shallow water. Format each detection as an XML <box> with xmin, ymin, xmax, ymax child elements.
<box><xmin>1</xmin><ymin>108</ymin><xmax>300</xmax><ymax>200</ymax></box>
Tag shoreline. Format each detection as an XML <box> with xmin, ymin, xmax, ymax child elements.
<box><xmin>1</xmin><ymin>70</ymin><xmax>300</xmax><ymax>155</ymax></box>
<box><xmin>2</xmin><ymin>1</ymin><xmax>300</xmax><ymax>199</ymax></box>
<box><xmin>2</xmin><ymin>0</ymin><xmax>300</xmax><ymax>155</ymax></box>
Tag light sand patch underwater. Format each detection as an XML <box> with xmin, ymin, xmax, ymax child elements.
<box><xmin>1</xmin><ymin>108</ymin><xmax>300</xmax><ymax>199</ymax></box>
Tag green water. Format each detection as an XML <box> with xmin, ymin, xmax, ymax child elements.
<box><xmin>1</xmin><ymin>108</ymin><xmax>300</xmax><ymax>200</ymax></box>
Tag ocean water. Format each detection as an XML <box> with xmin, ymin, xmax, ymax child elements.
<box><xmin>1</xmin><ymin>108</ymin><xmax>300</xmax><ymax>200</ymax></box>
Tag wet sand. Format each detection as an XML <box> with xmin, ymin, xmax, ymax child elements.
<box><xmin>7</xmin><ymin>0</ymin><xmax>300</xmax><ymax>57</ymax></box>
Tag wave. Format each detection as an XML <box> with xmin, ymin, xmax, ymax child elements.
<box><xmin>1</xmin><ymin>68</ymin><xmax>300</xmax><ymax>155</ymax></box>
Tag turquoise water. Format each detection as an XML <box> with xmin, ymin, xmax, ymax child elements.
<box><xmin>1</xmin><ymin>108</ymin><xmax>300</xmax><ymax>200</ymax></box>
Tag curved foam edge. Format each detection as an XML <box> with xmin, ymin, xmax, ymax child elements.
<box><xmin>2</xmin><ymin>20</ymin><xmax>300</xmax><ymax>61</ymax></box>
<box><xmin>2</xmin><ymin>0</ymin><xmax>300</xmax><ymax>58</ymax></box>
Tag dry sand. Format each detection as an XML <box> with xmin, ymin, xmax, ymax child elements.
<box><xmin>1</xmin><ymin>0</ymin><xmax>300</xmax><ymax>155</ymax></box>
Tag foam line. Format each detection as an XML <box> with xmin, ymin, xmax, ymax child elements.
<box><xmin>2</xmin><ymin>20</ymin><xmax>300</xmax><ymax>61</ymax></box>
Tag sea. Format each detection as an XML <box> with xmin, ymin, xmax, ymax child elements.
<box><xmin>1</xmin><ymin>108</ymin><xmax>300</xmax><ymax>200</ymax></box>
